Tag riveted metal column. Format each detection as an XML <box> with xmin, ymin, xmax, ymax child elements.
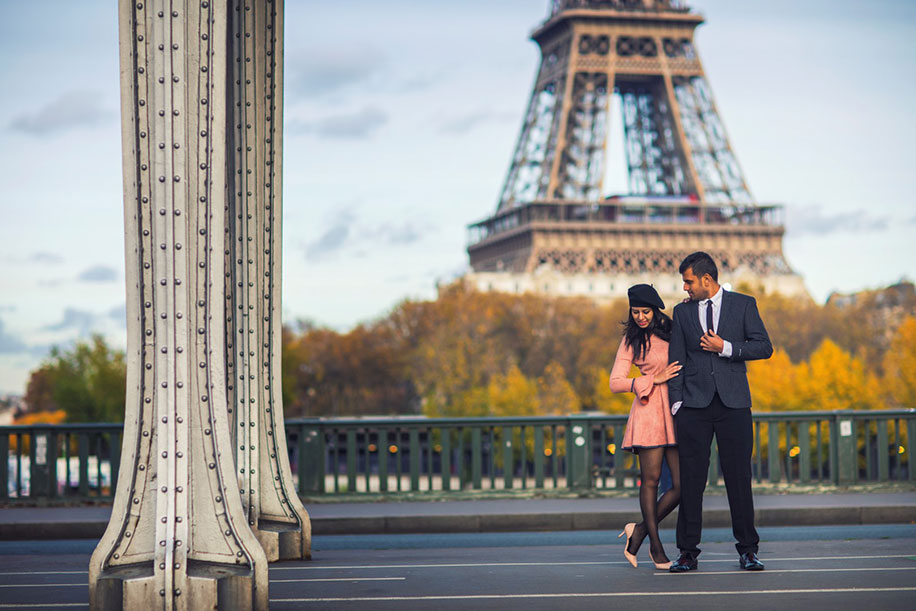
<box><xmin>224</xmin><ymin>0</ymin><xmax>310</xmax><ymax>561</ymax></box>
<box><xmin>90</xmin><ymin>2</ymin><xmax>269</xmax><ymax>610</ymax></box>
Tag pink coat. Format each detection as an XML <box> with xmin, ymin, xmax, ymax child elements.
<box><xmin>609</xmin><ymin>336</ymin><xmax>677</xmax><ymax>452</ymax></box>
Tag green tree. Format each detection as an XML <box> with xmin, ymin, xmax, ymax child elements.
<box><xmin>24</xmin><ymin>335</ymin><xmax>127</xmax><ymax>422</ymax></box>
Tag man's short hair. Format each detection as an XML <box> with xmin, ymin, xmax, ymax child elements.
<box><xmin>679</xmin><ymin>251</ymin><xmax>718</xmax><ymax>282</ymax></box>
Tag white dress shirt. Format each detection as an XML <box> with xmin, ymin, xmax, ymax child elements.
<box><xmin>700</xmin><ymin>287</ymin><xmax>733</xmax><ymax>358</ymax></box>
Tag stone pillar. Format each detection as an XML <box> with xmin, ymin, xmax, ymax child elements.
<box><xmin>224</xmin><ymin>0</ymin><xmax>311</xmax><ymax>561</ymax></box>
<box><xmin>88</xmin><ymin>1</ymin><xmax>290</xmax><ymax>608</ymax></box>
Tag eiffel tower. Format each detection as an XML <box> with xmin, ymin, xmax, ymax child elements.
<box><xmin>466</xmin><ymin>0</ymin><xmax>805</xmax><ymax>302</ymax></box>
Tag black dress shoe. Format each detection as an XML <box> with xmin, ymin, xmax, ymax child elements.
<box><xmin>669</xmin><ymin>553</ymin><xmax>698</xmax><ymax>573</ymax></box>
<box><xmin>739</xmin><ymin>552</ymin><xmax>765</xmax><ymax>571</ymax></box>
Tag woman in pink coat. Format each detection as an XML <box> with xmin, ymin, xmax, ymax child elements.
<box><xmin>611</xmin><ymin>284</ymin><xmax>682</xmax><ymax>569</ymax></box>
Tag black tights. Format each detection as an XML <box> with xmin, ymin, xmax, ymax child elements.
<box><xmin>627</xmin><ymin>446</ymin><xmax>681</xmax><ymax>562</ymax></box>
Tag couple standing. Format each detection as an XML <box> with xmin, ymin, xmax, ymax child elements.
<box><xmin>610</xmin><ymin>251</ymin><xmax>773</xmax><ymax>572</ymax></box>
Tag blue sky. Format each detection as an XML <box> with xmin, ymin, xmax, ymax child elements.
<box><xmin>1</xmin><ymin>0</ymin><xmax>914</xmax><ymax>394</ymax></box>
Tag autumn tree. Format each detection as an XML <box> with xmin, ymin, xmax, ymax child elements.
<box><xmin>747</xmin><ymin>348</ymin><xmax>798</xmax><ymax>411</ymax></box>
<box><xmin>537</xmin><ymin>361</ymin><xmax>580</xmax><ymax>415</ymax></box>
<box><xmin>883</xmin><ymin>315</ymin><xmax>916</xmax><ymax>408</ymax></box>
<box><xmin>753</xmin><ymin>289</ymin><xmax>832</xmax><ymax>363</ymax></box>
<box><xmin>794</xmin><ymin>339</ymin><xmax>880</xmax><ymax>411</ymax></box>
<box><xmin>486</xmin><ymin>365</ymin><xmax>540</xmax><ymax>417</ymax></box>
<box><xmin>282</xmin><ymin>321</ymin><xmax>415</xmax><ymax>418</ymax></box>
<box><xmin>272</xmin><ymin>280</ymin><xmax>914</xmax><ymax>418</ymax></box>
<box><xmin>589</xmin><ymin>366</ymin><xmax>637</xmax><ymax>415</ymax></box>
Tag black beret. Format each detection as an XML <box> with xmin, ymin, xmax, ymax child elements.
<box><xmin>627</xmin><ymin>284</ymin><xmax>665</xmax><ymax>310</ymax></box>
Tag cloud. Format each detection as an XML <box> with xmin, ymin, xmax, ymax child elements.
<box><xmin>77</xmin><ymin>265</ymin><xmax>118</xmax><ymax>283</ymax></box>
<box><xmin>304</xmin><ymin>210</ymin><xmax>427</xmax><ymax>262</ymax></box>
<box><xmin>289</xmin><ymin>107</ymin><xmax>388</xmax><ymax>139</ymax></box>
<box><xmin>369</xmin><ymin>222</ymin><xmax>424</xmax><ymax>246</ymax></box>
<box><xmin>787</xmin><ymin>205</ymin><xmax>889</xmax><ymax>236</ymax></box>
<box><xmin>0</xmin><ymin>318</ymin><xmax>47</xmax><ymax>359</ymax></box>
<box><xmin>393</xmin><ymin>71</ymin><xmax>445</xmax><ymax>94</ymax></box>
<box><xmin>0</xmin><ymin>319</ymin><xmax>27</xmax><ymax>355</ymax></box>
<box><xmin>108</xmin><ymin>303</ymin><xmax>126</xmax><ymax>323</ymax></box>
<box><xmin>440</xmin><ymin>109</ymin><xmax>518</xmax><ymax>135</ymax></box>
<box><xmin>9</xmin><ymin>90</ymin><xmax>113</xmax><ymax>136</ymax></box>
<box><xmin>305</xmin><ymin>209</ymin><xmax>354</xmax><ymax>261</ymax></box>
<box><xmin>29</xmin><ymin>252</ymin><xmax>64</xmax><ymax>265</ymax></box>
<box><xmin>289</xmin><ymin>48</ymin><xmax>385</xmax><ymax>96</ymax></box>
<box><xmin>287</xmin><ymin>47</ymin><xmax>440</xmax><ymax>100</ymax></box>
<box><xmin>42</xmin><ymin>308</ymin><xmax>99</xmax><ymax>334</ymax></box>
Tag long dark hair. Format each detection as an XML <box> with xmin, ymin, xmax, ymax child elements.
<box><xmin>622</xmin><ymin>306</ymin><xmax>672</xmax><ymax>359</ymax></box>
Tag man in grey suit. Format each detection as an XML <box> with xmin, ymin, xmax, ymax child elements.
<box><xmin>667</xmin><ymin>252</ymin><xmax>773</xmax><ymax>573</ymax></box>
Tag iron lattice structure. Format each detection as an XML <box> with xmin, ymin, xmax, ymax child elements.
<box><xmin>468</xmin><ymin>0</ymin><xmax>793</xmax><ymax>279</ymax></box>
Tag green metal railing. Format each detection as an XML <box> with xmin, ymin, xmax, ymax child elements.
<box><xmin>2</xmin><ymin>410</ymin><xmax>913</xmax><ymax>501</ymax></box>
<box><xmin>1</xmin><ymin>423</ymin><xmax>122</xmax><ymax>500</ymax></box>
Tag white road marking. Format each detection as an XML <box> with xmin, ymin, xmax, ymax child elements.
<box><xmin>0</xmin><ymin>583</ymin><xmax>86</xmax><ymax>588</ymax></box>
<box><xmin>271</xmin><ymin>577</ymin><xmax>406</xmax><ymax>583</ymax></box>
<box><xmin>270</xmin><ymin>554</ymin><xmax>916</xmax><ymax>571</ymax></box>
<box><xmin>0</xmin><ymin>572</ymin><xmax>86</xmax><ymax>576</ymax></box>
<box><xmin>272</xmin><ymin>561</ymin><xmax>613</xmax><ymax>570</ymax></box>
<box><xmin>658</xmin><ymin>567</ymin><xmax>916</xmax><ymax>576</ymax></box>
<box><xmin>0</xmin><ymin>605</ymin><xmax>86</xmax><ymax>609</ymax></box>
<box><xmin>270</xmin><ymin>586</ymin><xmax>916</xmax><ymax>603</ymax></box>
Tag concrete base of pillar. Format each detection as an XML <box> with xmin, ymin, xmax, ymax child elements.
<box><xmin>256</xmin><ymin>519</ymin><xmax>311</xmax><ymax>561</ymax></box>
<box><xmin>91</xmin><ymin>561</ymin><xmax>264</xmax><ymax>610</ymax></box>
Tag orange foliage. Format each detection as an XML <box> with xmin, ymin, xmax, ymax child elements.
<box><xmin>275</xmin><ymin>282</ymin><xmax>913</xmax><ymax>417</ymax></box>
<box><xmin>13</xmin><ymin>409</ymin><xmax>67</xmax><ymax>425</ymax></box>
<box><xmin>9</xmin><ymin>410</ymin><xmax>67</xmax><ymax>453</ymax></box>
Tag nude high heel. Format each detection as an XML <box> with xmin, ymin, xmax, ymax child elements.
<box><xmin>649</xmin><ymin>549</ymin><xmax>672</xmax><ymax>570</ymax></box>
<box><xmin>617</xmin><ymin>523</ymin><xmax>638</xmax><ymax>568</ymax></box>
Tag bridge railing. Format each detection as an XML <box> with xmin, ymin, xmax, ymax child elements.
<box><xmin>2</xmin><ymin>410</ymin><xmax>913</xmax><ymax>501</ymax></box>
<box><xmin>1</xmin><ymin>423</ymin><xmax>122</xmax><ymax>500</ymax></box>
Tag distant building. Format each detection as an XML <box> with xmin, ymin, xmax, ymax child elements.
<box><xmin>0</xmin><ymin>394</ymin><xmax>25</xmax><ymax>425</ymax></box>
<box><xmin>827</xmin><ymin>281</ymin><xmax>915</xmax><ymax>310</ymax></box>
<box><xmin>827</xmin><ymin>281</ymin><xmax>916</xmax><ymax>345</ymax></box>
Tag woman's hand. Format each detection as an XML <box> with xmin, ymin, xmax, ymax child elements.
<box><xmin>654</xmin><ymin>361</ymin><xmax>681</xmax><ymax>384</ymax></box>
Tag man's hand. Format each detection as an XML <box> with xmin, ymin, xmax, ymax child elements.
<box><xmin>699</xmin><ymin>330</ymin><xmax>725</xmax><ymax>353</ymax></box>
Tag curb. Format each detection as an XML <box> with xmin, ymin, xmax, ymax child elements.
<box><xmin>2</xmin><ymin>505</ymin><xmax>914</xmax><ymax>540</ymax></box>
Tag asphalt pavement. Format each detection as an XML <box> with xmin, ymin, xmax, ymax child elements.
<box><xmin>1</xmin><ymin>525</ymin><xmax>915</xmax><ymax>610</ymax></box>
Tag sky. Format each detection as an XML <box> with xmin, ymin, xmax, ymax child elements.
<box><xmin>1</xmin><ymin>0</ymin><xmax>915</xmax><ymax>395</ymax></box>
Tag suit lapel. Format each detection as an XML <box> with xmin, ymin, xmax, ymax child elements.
<box><xmin>687</xmin><ymin>299</ymin><xmax>703</xmax><ymax>337</ymax></box>
<box><xmin>719</xmin><ymin>290</ymin><xmax>733</xmax><ymax>336</ymax></box>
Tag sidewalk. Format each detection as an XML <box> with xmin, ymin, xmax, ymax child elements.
<box><xmin>2</xmin><ymin>490</ymin><xmax>914</xmax><ymax>540</ymax></box>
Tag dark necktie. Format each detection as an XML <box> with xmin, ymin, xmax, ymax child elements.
<box><xmin>705</xmin><ymin>299</ymin><xmax>714</xmax><ymax>334</ymax></box>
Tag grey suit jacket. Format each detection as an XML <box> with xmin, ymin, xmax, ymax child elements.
<box><xmin>668</xmin><ymin>290</ymin><xmax>773</xmax><ymax>409</ymax></box>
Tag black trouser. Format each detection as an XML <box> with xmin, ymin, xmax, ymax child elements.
<box><xmin>675</xmin><ymin>392</ymin><xmax>759</xmax><ymax>556</ymax></box>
